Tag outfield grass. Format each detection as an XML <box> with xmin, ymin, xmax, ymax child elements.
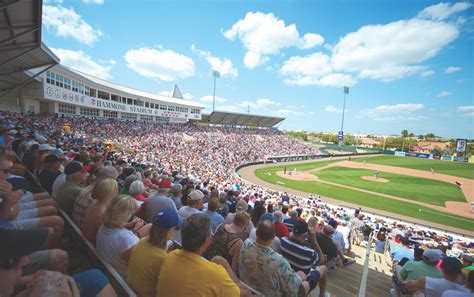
<box><xmin>314</xmin><ymin>167</ymin><xmax>466</xmax><ymax>206</ymax></box>
<box><xmin>254</xmin><ymin>165</ymin><xmax>474</xmax><ymax>231</ymax></box>
<box><xmin>354</xmin><ymin>155</ymin><xmax>474</xmax><ymax>179</ymax></box>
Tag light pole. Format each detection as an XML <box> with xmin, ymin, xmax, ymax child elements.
<box><xmin>212</xmin><ymin>70</ymin><xmax>220</xmax><ymax>112</ymax></box>
<box><xmin>339</xmin><ymin>86</ymin><xmax>349</xmax><ymax>146</ymax></box>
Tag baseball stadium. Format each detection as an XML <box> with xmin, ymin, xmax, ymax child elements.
<box><xmin>0</xmin><ymin>1</ymin><xmax>473</xmax><ymax>297</ymax></box>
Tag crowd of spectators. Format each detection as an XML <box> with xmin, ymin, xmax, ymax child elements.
<box><xmin>0</xmin><ymin>110</ymin><xmax>472</xmax><ymax>297</ymax></box>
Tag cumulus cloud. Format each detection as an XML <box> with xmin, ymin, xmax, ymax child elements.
<box><xmin>280</xmin><ymin>52</ymin><xmax>356</xmax><ymax>87</ymax></box>
<box><xmin>200</xmin><ymin>95</ymin><xmax>228</xmax><ymax>103</ymax></box>
<box><xmin>223</xmin><ymin>12</ymin><xmax>324</xmax><ymax>68</ymax></box>
<box><xmin>445</xmin><ymin>66</ymin><xmax>461</xmax><ymax>74</ymax></box>
<box><xmin>191</xmin><ymin>45</ymin><xmax>238</xmax><ymax>78</ymax></box>
<box><xmin>124</xmin><ymin>46</ymin><xmax>195</xmax><ymax>81</ymax></box>
<box><xmin>420</xmin><ymin>70</ymin><xmax>435</xmax><ymax>77</ymax></box>
<box><xmin>238</xmin><ymin>98</ymin><xmax>279</xmax><ymax>109</ymax></box>
<box><xmin>331</xmin><ymin>19</ymin><xmax>458</xmax><ymax>81</ymax></box>
<box><xmin>43</xmin><ymin>5</ymin><xmax>103</xmax><ymax>45</ymax></box>
<box><xmin>51</xmin><ymin>48</ymin><xmax>113</xmax><ymax>79</ymax></box>
<box><xmin>324</xmin><ymin>105</ymin><xmax>343</xmax><ymax>113</ymax></box>
<box><xmin>360</xmin><ymin>103</ymin><xmax>425</xmax><ymax>121</ymax></box>
<box><xmin>417</xmin><ymin>2</ymin><xmax>472</xmax><ymax>21</ymax></box>
<box><xmin>437</xmin><ymin>91</ymin><xmax>452</xmax><ymax>97</ymax></box>
<box><xmin>458</xmin><ymin>105</ymin><xmax>474</xmax><ymax>116</ymax></box>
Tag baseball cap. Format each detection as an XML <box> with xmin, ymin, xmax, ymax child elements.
<box><xmin>64</xmin><ymin>161</ymin><xmax>91</xmax><ymax>176</ymax></box>
<box><xmin>188</xmin><ymin>190</ymin><xmax>204</xmax><ymax>201</ymax></box>
<box><xmin>328</xmin><ymin>218</ymin><xmax>338</xmax><ymax>229</ymax></box>
<box><xmin>293</xmin><ymin>220</ymin><xmax>309</xmax><ymax>234</ymax></box>
<box><xmin>0</xmin><ymin>228</ymin><xmax>49</xmax><ymax>267</ymax></box>
<box><xmin>153</xmin><ymin>208</ymin><xmax>183</xmax><ymax>229</ymax></box>
<box><xmin>236</xmin><ymin>200</ymin><xmax>248</xmax><ymax>212</ymax></box>
<box><xmin>44</xmin><ymin>154</ymin><xmax>60</xmax><ymax>164</ymax></box>
<box><xmin>159</xmin><ymin>179</ymin><xmax>172</xmax><ymax>189</ymax></box>
<box><xmin>38</xmin><ymin>144</ymin><xmax>55</xmax><ymax>151</ymax></box>
<box><xmin>422</xmin><ymin>249</ymin><xmax>444</xmax><ymax>263</ymax></box>
<box><xmin>260</xmin><ymin>213</ymin><xmax>275</xmax><ymax>222</ymax></box>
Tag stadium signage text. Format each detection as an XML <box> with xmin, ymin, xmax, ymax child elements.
<box><xmin>44</xmin><ymin>85</ymin><xmax>199</xmax><ymax>120</ymax></box>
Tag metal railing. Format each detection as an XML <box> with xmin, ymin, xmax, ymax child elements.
<box><xmin>358</xmin><ymin>232</ymin><xmax>373</xmax><ymax>297</ymax></box>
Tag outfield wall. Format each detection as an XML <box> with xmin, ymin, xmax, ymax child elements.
<box><xmin>383</xmin><ymin>150</ymin><xmax>470</xmax><ymax>163</ymax></box>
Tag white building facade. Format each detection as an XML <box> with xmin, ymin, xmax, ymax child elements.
<box><xmin>11</xmin><ymin>65</ymin><xmax>203</xmax><ymax>123</ymax></box>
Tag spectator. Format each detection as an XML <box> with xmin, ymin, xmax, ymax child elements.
<box><xmin>273</xmin><ymin>210</ymin><xmax>290</xmax><ymax>239</ymax></box>
<box><xmin>205</xmin><ymin>211</ymin><xmax>250</xmax><ymax>273</ymax></box>
<box><xmin>82</xmin><ymin>178</ymin><xmax>118</xmax><ymax>245</ymax></box>
<box><xmin>316</xmin><ymin>225</ymin><xmax>354</xmax><ymax>267</ymax></box>
<box><xmin>57</xmin><ymin>161</ymin><xmax>89</xmax><ymax>216</ymax></box>
<box><xmin>400</xmin><ymin>249</ymin><xmax>444</xmax><ymax>281</ymax></box>
<box><xmin>157</xmin><ymin>213</ymin><xmax>241</xmax><ymax>296</ymax></box>
<box><xmin>249</xmin><ymin>213</ymin><xmax>282</xmax><ymax>253</ymax></box>
<box><xmin>129</xmin><ymin>180</ymin><xmax>147</xmax><ymax>204</ymax></box>
<box><xmin>404</xmin><ymin>257</ymin><xmax>470</xmax><ymax>297</ymax></box>
<box><xmin>374</xmin><ymin>227</ymin><xmax>387</xmax><ymax>254</ymax></box>
<box><xmin>390</xmin><ymin>237</ymin><xmax>414</xmax><ymax>264</ymax></box>
<box><xmin>95</xmin><ymin>195</ymin><xmax>140</xmax><ymax>278</ymax></box>
<box><xmin>178</xmin><ymin>190</ymin><xmax>204</xmax><ymax>220</ymax></box>
<box><xmin>38</xmin><ymin>154</ymin><xmax>62</xmax><ymax>195</ymax></box>
<box><xmin>283</xmin><ymin>209</ymin><xmax>298</xmax><ymax>233</ymax></box>
<box><xmin>203</xmin><ymin>198</ymin><xmax>225</xmax><ymax>234</ymax></box>
<box><xmin>441</xmin><ymin>270</ymin><xmax>473</xmax><ymax>297</ymax></box>
<box><xmin>240</xmin><ymin>219</ymin><xmax>315</xmax><ymax>296</ymax></box>
<box><xmin>127</xmin><ymin>208</ymin><xmax>183</xmax><ymax>297</ymax></box>
<box><xmin>170</xmin><ymin>184</ymin><xmax>183</xmax><ymax>209</ymax></box>
<box><xmin>145</xmin><ymin>188</ymin><xmax>177</xmax><ymax>223</ymax></box>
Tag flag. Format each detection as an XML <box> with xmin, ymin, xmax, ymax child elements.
<box><xmin>344</xmin><ymin>86</ymin><xmax>349</xmax><ymax>94</ymax></box>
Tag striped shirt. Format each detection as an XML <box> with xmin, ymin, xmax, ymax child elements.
<box><xmin>280</xmin><ymin>237</ymin><xmax>319</xmax><ymax>275</ymax></box>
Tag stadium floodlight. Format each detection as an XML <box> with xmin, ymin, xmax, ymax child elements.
<box><xmin>212</xmin><ymin>70</ymin><xmax>220</xmax><ymax>112</ymax></box>
<box><xmin>339</xmin><ymin>86</ymin><xmax>349</xmax><ymax>146</ymax></box>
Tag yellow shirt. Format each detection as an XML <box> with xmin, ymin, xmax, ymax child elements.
<box><xmin>156</xmin><ymin>249</ymin><xmax>240</xmax><ymax>297</ymax></box>
<box><xmin>127</xmin><ymin>238</ymin><xmax>167</xmax><ymax>297</ymax></box>
<box><xmin>63</xmin><ymin>125</ymin><xmax>71</xmax><ymax>133</ymax></box>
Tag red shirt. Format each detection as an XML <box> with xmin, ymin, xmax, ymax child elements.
<box><xmin>274</xmin><ymin>221</ymin><xmax>290</xmax><ymax>239</ymax></box>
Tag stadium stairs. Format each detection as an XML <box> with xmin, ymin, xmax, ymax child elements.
<box><xmin>325</xmin><ymin>245</ymin><xmax>392</xmax><ymax>297</ymax></box>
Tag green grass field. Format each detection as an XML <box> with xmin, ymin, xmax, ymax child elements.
<box><xmin>354</xmin><ymin>155</ymin><xmax>474</xmax><ymax>179</ymax></box>
<box><xmin>253</xmin><ymin>160</ymin><xmax>474</xmax><ymax>231</ymax></box>
<box><xmin>314</xmin><ymin>167</ymin><xmax>466</xmax><ymax>206</ymax></box>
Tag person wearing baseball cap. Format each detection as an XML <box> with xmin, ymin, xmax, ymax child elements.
<box><xmin>178</xmin><ymin>190</ymin><xmax>204</xmax><ymax>220</ymax></box>
<box><xmin>128</xmin><ymin>208</ymin><xmax>183</xmax><ymax>297</ymax></box>
<box><xmin>38</xmin><ymin>154</ymin><xmax>62</xmax><ymax>195</ymax></box>
<box><xmin>404</xmin><ymin>257</ymin><xmax>471</xmax><ymax>296</ymax></box>
<box><xmin>398</xmin><ymin>249</ymin><xmax>443</xmax><ymax>282</ymax></box>
<box><xmin>57</xmin><ymin>161</ymin><xmax>90</xmax><ymax>216</ymax></box>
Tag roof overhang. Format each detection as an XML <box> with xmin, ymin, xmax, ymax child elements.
<box><xmin>200</xmin><ymin>111</ymin><xmax>285</xmax><ymax>127</ymax></box>
<box><xmin>0</xmin><ymin>0</ymin><xmax>59</xmax><ymax>94</ymax></box>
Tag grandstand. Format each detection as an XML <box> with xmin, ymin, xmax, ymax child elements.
<box><xmin>1</xmin><ymin>1</ymin><xmax>472</xmax><ymax>297</ymax></box>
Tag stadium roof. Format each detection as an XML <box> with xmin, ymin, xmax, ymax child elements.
<box><xmin>0</xmin><ymin>0</ymin><xmax>59</xmax><ymax>94</ymax></box>
<box><xmin>200</xmin><ymin>111</ymin><xmax>285</xmax><ymax>127</ymax></box>
<box><xmin>62</xmin><ymin>66</ymin><xmax>202</xmax><ymax>108</ymax></box>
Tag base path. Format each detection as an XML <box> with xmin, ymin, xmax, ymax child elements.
<box><xmin>238</xmin><ymin>159</ymin><xmax>474</xmax><ymax>237</ymax></box>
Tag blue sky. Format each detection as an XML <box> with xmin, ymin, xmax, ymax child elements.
<box><xmin>42</xmin><ymin>0</ymin><xmax>473</xmax><ymax>138</ymax></box>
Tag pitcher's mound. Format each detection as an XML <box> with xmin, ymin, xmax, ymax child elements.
<box><xmin>361</xmin><ymin>176</ymin><xmax>389</xmax><ymax>183</ymax></box>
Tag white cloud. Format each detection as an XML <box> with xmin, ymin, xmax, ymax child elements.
<box><xmin>124</xmin><ymin>47</ymin><xmax>195</xmax><ymax>81</ymax></box>
<box><xmin>158</xmin><ymin>91</ymin><xmax>170</xmax><ymax>96</ymax></box>
<box><xmin>437</xmin><ymin>91</ymin><xmax>452</xmax><ymax>97</ymax></box>
<box><xmin>417</xmin><ymin>2</ymin><xmax>472</xmax><ymax>21</ymax></box>
<box><xmin>51</xmin><ymin>48</ymin><xmax>113</xmax><ymax>79</ymax></box>
<box><xmin>280</xmin><ymin>52</ymin><xmax>356</xmax><ymax>87</ymax></box>
<box><xmin>238</xmin><ymin>98</ymin><xmax>278</xmax><ymax>109</ymax></box>
<box><xmin>276</xmin><ymin>109</ymin><xmax>314</xmax><ymax>116</ymax></box>
<box><xmin>83</xmin><ymin>0</ymin><xmax>104</xmax><ymax>3</ymax></box>
<box><xmin>223</xmin><ymin>12</ymin><xmax>324</xmax><ymax>68</ymax></box>
<box><xmin>43</xmin><ymin>5</ymin><xmax>103</xmax><ymax>45</ymax></box>
<box><xmin>191</xmin><ymin>45</ymin><xmax>238</xmax><ymax>78</ymax></box>
<box><xmin>360</xmin><ymin>103</ymin><xmax>424</xmax><ymax>121</ymax></box>
<box><xmin>458</xmin><ymin>105</ymin><xmax>474</xmax><ymax>116</ymax></box>
<box><xmin>200</xmin><ymin>95</ymin><xmax>228</xmax><ymax>103</ymax></box>
<box><xmin>331</xmin><ymin>18</ymin><xmax>459</xmax><ymax>81</ymax></box>
<box><xmin>445</xmin><ymin>66</ymin><xmax>461</xmax><ymax>74</ymax></box>
<box><xmin>324</xmin><ymin>105</ymin><xmax>343</xmax><ymax>113</ymax></box>
<box><xmin>458</xmin><ymin>105</ymin><xmax>474</xmax><ymax>112</ymax></box>
<box><xmin>421</xmin><ymin>70</ymin><xmax>435</xmax><ymax>77</ymax></box>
